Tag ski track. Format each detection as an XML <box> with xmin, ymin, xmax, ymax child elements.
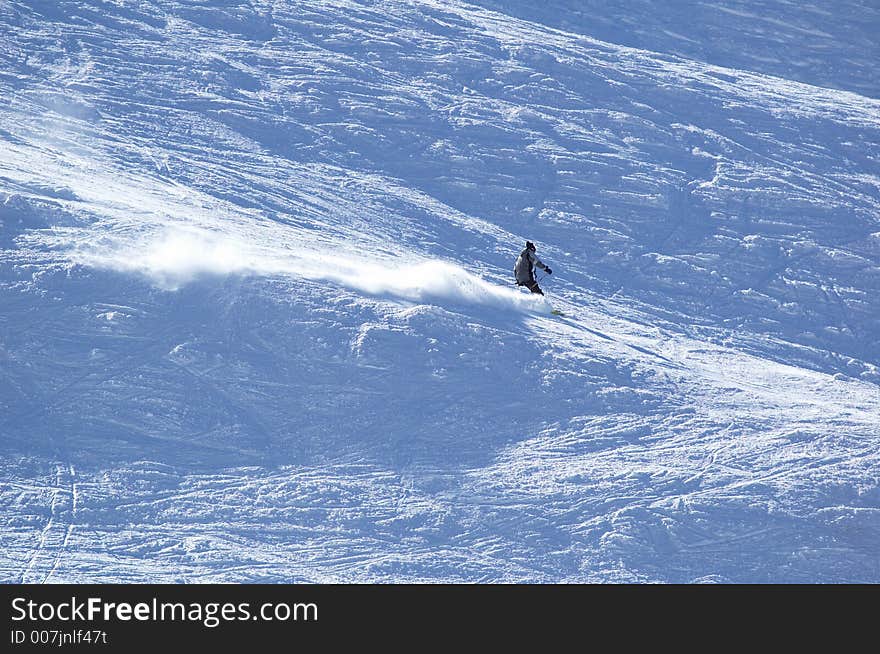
<box><xmin>19</xmin><ymin>464</ymin><xmax>76</xmax><ymax>584</ymax></box>
<box><xmin>1</xmin><ymin>0</ymin><xmax>879</xmax><ymax>583</ymax></box>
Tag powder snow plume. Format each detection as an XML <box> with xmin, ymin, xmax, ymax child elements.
<box><xmin>72</xmin><ymin>227</ymin><xmax>552</xmax><ymax>313</ymax></box>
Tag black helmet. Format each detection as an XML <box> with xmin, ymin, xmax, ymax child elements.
<box><xmin>526</xmin><ymin>241</ymin><xmax>536</xmax><ymax>251</ymax></box>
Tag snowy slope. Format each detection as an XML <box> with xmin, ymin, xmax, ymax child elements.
<box><xmin>467</xmin><ymin>0</ymin><xmax>880</xmax><ymax>99</ymax></box>
<box><xmin>1</xmin><ymin>0</ymin><xmax>878</xmax><ymax>583</ymax></box>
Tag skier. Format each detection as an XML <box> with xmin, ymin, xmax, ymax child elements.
<box><xmin>514</xmin><ymin>241</ymin><xmax>552</xmax><ymax>295</ymax></box>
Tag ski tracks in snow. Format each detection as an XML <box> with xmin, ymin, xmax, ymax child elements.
<box><xmin>20</xmin><ymin>464</ymin><xmax>77</xmax><ymax>584</ymax></box>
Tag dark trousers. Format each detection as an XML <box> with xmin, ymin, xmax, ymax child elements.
<box><xmin>518</xmin><ymin>279</ymin><xmax>544</xmax><ymax>295</ymax></box>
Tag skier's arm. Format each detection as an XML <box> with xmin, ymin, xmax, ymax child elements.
<box><xmin>532</xmin><ymin>253</ymin><xmax>548</xmax><ymax>272</ymax></box>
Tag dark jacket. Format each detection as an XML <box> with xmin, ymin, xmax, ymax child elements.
<box><xmin>514</xmin><ymin>248</ymin><xmax>548</xmax><ymax>284</ymax></box>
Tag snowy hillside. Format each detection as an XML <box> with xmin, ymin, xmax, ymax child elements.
<box><xmin>1</xmin><ymin>0</ymin><xmax>878</xmax><ymax>583</ymax></box>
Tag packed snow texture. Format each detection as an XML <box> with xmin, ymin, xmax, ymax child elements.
<box><xmin>1</xmin><ymin>0</ymin><xmax>878</xmax><ymax>583</ymax></box>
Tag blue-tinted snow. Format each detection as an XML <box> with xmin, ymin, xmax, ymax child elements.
<box><xmin>1</xmin><ymin>0</ymin><xmax>878</xmax><ymax>582</ymax></box>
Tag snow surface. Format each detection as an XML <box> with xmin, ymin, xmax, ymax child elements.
<box><xmin>1</xmin><ymin>0</ymin><xmax>878</xmax><ymax>583</ymax></box>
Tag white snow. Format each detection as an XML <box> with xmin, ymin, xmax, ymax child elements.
<box><xmin>1</xmin><ymin>0</ymin><xmax>878</xmax><ymax>583</ymax></box>
<box><xmin>75</xmin><ymin>225</ymin><xmax>552</xmax><ymax>312</ymax></box>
